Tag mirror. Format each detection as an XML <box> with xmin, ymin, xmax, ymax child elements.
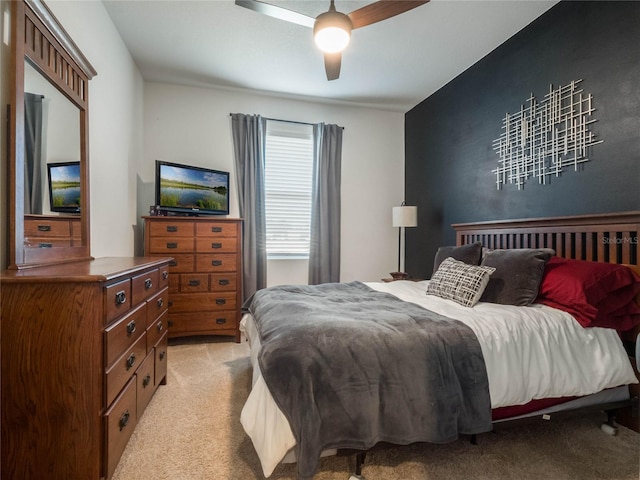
<box><xmin>8</xmin><ymin>0</ymin><xmax>96</xmax><ymax>269</ymax></box>
<box><xmin>23</xmin><ymin>60</ymin><xmax>81</xmax><ymax>216</ymax></box>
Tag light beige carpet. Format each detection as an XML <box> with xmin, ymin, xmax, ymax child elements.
<box><xmin>112</xmin><ymin>337</ymin><xmax>640</xmax><ymax>480</ymax></box>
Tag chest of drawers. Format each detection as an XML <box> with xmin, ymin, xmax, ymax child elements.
<box><xmin>143</xmin><ymin>216</ymin><xmax>243</xmax><ymax>342</ymax></box>
<box><xmin>0</xmin><ymin>257</ymin><xmax>171</xmax><ymax>480</ymax></box>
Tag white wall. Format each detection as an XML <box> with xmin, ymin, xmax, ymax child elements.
<box><xmin>47</xmin><ymin>0</ymin><xmax>144</xmax><ymax>258</ymax></box>
<box><xmin>142</xmin><ymin>83</ymin><xmax>405</xmax><ymax>283</ymax></box>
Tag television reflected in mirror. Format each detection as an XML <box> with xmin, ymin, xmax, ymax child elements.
<box><xmin>47</xmin><ymin>161</ymin><xmax>81</xmax><ymax>214</ymax></box>
<box><xmin>155</xmin><ymin>160</ymin><xmax>229</xmax><ymax>216</ymax></box>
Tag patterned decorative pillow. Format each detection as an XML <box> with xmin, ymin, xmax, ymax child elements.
<box><xmin>427</xmin><ymin>257</ymin><xmax>496</xmax><ymax>307</ymax></box>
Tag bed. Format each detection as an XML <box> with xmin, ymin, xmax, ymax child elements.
<box><xmin>240</xmin><ymin>211</ymin><xmax>640</xmax><ymax>480</ymax></box>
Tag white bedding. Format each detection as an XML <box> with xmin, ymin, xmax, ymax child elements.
<box><xmin>240</xmin><ymin>280</ymin><xmax>637</xmax><ymax>477</ymax></box>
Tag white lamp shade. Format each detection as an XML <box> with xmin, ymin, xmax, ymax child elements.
<box><xmin>392</xmin><ymin>206</ymin><xmax>418</xmax><ymax>228</ymax></box>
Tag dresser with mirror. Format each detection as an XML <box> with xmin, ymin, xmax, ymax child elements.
<box><xmin>0</xmin><ymin>2</ymin><xmax>170</xmax><ymax>478</ymax></box>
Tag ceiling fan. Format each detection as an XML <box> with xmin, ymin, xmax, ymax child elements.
<box><xmin>235</xmin><ymin>0</ymin><xmax>429</xmax><ymax>81</ymax></box>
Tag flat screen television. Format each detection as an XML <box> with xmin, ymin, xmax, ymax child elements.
<box><xmin>47</xmin><ymin>161</ymin><xmax>81</xmax><ymax>214</ymax></box>
<box><xmin>155</xmin><ymin>160</ymin><xmax>229</xmax><ymax>216</ymax></box>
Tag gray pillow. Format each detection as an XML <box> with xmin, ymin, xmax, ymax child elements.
<box><xmin>480</xmin><ymin>248</ymin><xmax>555</xmax><ymax>306</ymax></box>
<box><xmin>432</xmin><ymin>242</ymin><xmax>482</xmax><ymax>275</ymax></box>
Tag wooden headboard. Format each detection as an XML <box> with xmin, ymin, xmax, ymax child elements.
<box><xmin>453</xmin><ymin>211</ymin><xmax>640</xmax><ymax>266</ymax></box>
<box><xmin>453</xmin><ymin>211</ymin><xmax>640</xmax><ymax>342</ymax></box>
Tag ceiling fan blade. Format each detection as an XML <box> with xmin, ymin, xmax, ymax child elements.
<box><xmin>324</xmin><ymin>52</ymin><xmax>341</xmax><ymax>81</ymax></box>
<box><xmin>235</xmin><ymin>0</ymin><xmax>314</xmax><ymax>28</ymax></box>
<box><xmin>348</xmin><ymin>0</ymin><xmax>429</xmax><ymax>29</ymax></box>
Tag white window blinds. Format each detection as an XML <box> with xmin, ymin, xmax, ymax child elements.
<box><xmin>265</xmin><ymin>120</ymin><xmax>314</xmax><ymax>258</ymax></box>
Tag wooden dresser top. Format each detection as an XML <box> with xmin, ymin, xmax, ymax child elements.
<box><xmin>0</xmin><ymin>257</ymin><xmax>173</xmax><ymax>283</ymax></box>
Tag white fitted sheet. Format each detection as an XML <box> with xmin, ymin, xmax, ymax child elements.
<box><xmin>240</xmin><ymin>280</ymin><xmax>637</xmax><ymax>477</ymax></box>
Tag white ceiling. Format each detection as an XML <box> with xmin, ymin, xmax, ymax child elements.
<box><xmin>102</xmin><ymin>0</ymin><xmax>558</xmax><ymax>112</ymax></box>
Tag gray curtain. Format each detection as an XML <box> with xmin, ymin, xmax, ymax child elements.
<box><xmin>309</xmin><ymin>123</ymin><xmax>342</xmax><ymax>285</ymax></box>
<box><xmin>231</xmin><ymin>113</ymin><xmax>267</xmax><ymax>301</ymax></box>
<box><xmin>24</xmin><ymin>93</ymin><xmax>44</xmax><ymax>215</ymax></box>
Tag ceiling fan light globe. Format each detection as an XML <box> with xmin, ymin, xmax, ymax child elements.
<box><xmin>315</xmin><ymin>27</ymin><xmax>350</xmax><ymax>53</ymax></box>
<box><xmin>313</xmin><ymin>10</ymin><xmax>352</xmax><ymax>53</ymax></box>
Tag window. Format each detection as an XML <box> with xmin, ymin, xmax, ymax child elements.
<box><xmin>264</xmin><ymin>120</ymin><xmax>314</xmax><ymax>259</ymax></box>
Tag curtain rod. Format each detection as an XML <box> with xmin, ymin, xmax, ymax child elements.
<box><xmin>229</xmin><ymin>113</ymin><xmax>344</xmax><ymax>129</ymax></box>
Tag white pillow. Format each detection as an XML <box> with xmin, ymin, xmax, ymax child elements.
<box><xmin>426</xmin><ymin>257</ymin><xmax>495</xmax><ymax>307</ymax></box>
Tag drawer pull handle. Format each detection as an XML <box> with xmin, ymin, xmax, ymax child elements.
<box><xmin>168</xmin><ymin>301</ymin><xmax>173</xmax><ymax>307</ymax></box>
<box><xmin>162</xmin><ymin>270</ymin><xmax>169</xmax><ymax>280</ymax></box>
<box><xmin>126</xmin><ymin>353</ymin><xmax>136</xmax><ymax>370</ymax></box>
<box><xmin>188</xmin><ymin>279</ymin><xmax>201</xmax><ymax>287</ymax></box>
<box><xmin>115</xmin><ymin>291</ymin><xmax>127</xmax><ymax>305</ymax></box>
<box><xmin>144</xmin><ymin>278</ymin><xmax>153</xmax><ymax>289</ymax></box>
<box><xmin>211</xmin><ymin>242</ymin><xmax>222</xmax><ymax>249</ymax></box>
<box><xmin>159</xmin><ymin>351</ymin><xmax>166</xmax><ymax>361</ymax></box>
<box><xmin>126</xmin><ymin>320</ymin><xmax>136</xmax><ymax>335</ymax></box>
<box><xmin>142</xmin><ymin>375</ymin><xmax>151</xmax><ymax>388</ymax></box>
<box><xmin>166</xmin><ymin>226</ymin><xmax>178</xmax><ymax>232</ymax></box>
<box><xmin>169</xmin><ymin>260</ymin><xmax>177</xmax><ymax>267</ymax></box>
<box><xmin>157</xmin><ymin>298</ymin><xmax>164</xmax><ymax>308</ymax></box>
<box><xmin>166</xmin><ymin>242</ymin><xmax>178</xmax><ymax>249</ymax></box>
<box><xmin>211</xmin><ymin>226</ymin><xmax>222</xmax><ymax>233</ymax></box>
<box><xmin>119</xmin><ymin>411</ymin><xmax>130</xmax><ymax>431</ymax></box>
<box><xmin>216</xmin><ymin>318</ymin><xmax>226</xmax><ymax>325</ymax></box>
<box><xmin>37</xmin><ymin>225</ymin><xmax>51</xmax><ymax>232</ymax></box>
<box><xmin>218</xmin><ymin>279</ymin><xmax>230</xmax><ymax>286</ymax></box>
<box><xmin>39</xmin><ymin>243</ymin><xmax>53</xmax><ymax>248</ymax></box>
<box><xmin>212</xmin><ymin>260</ymin><xmax>222</xmax><ymax>266</ymax></box>
<box><xmin>216</xmin><ymin>299</ymin><xmax>226</xmax><ymax>305</ymax></box>
<box><xmin>157</xmin><ymin>321</ymin><xmax>164</xmax><ymax>332</ymax></box>
<box><xmin>168</xmin><ymin>320</ymin><xmax>174</xmax><ymax>328</ymax></box>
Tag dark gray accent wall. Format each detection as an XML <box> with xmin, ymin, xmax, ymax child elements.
<box><xmin>404</xmin><ymin>1</ymin><xmax>640</xmax><ymax>279</ymax></box>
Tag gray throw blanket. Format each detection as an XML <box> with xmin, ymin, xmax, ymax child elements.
<box><xmin>245</xmin><ymin>281</ymin><xmax>492</xmax><ymax>480</ymax></box>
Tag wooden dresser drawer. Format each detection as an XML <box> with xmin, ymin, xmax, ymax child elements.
<box><xmin>155</xmin><ymin>333</ymin><xmax>169</xmax><ymax>386</ymax></box>
<box><xmin>168</xmin><ymin>275</ymin><xmax>179</xmax><ymax>293</ymax></box>
<box><xmin>136</xmin><ymin>351</ymin><xmax>156</xmax><ymax>416</ymax></box>
<box><xmin>168</xmin><ymin>292</ymin><xmax>236</xmax><ymax>313</ymax></box>
<box><xmin>149</xmin><ymin>221</ymin><xmax>194</xmax><ymax>237</ymax></box>
<box><xmin>105</xmin><ymin>278</ymin><xmax>132</xmax><ymax>324</ymax></box>
<box><xmin>158</xmin><ymin>265</ymin><xmax>170</xmax><ymax>290</ymax></box>
<box><xmin>180</xmin><ymin>273</ymin><xmax>209</xmax><ymax>292</ymax></box>
<box><xmin>104</xmin><ymin>376</ymin><xmax>137</xmax><ymax>480</ymax></box>
<box><xmin>195</xmin><ymin>237</ymin><xmax>237</xmax><ymax>253</ymax></box>
<box><xmin>164</xmin><ymin>254</ymin><xmax>195</xmax><ymax>273</ymax></box>
<box><xmin>149</xmin><ymin>237</ymin><xmax>194</xmax><ymax>253</ymax></box>
<box><xmin>105</xmin><ymin>333</ymin><xmax>147</xmax><ymax>406</ymax></box>
<box><xmin>195</xmin><ymin>254</ymin><xmax>237</xmax><ymax>273</ymax></box>
<box><xmin>195</xmin><ymin>221</ymin><xmax>238</xmax><ymax>237</ymax></box>
<box><xmin>169</xmin><ymin>312</ymin><xmax>237</xmax><ymax>334</ymax></box>
<box><xmin>147</xmin><ymin>310</ymin><xmax>168</xmax><ymax>349</ymax></box>
<box><xmin>132</xmin><ymin>268</ymin><xmax>159</xmax><ymax>305</ymax></box>
<box><xmin>24</xmin><ymin>217</ymin><xmax>72</xmax><ymax>237</ymax></box>
<box><xmin>104</xmin><ymin>303</ymin><xmax>146</xmax><ymax>368</ymax></box>
<box><xmin>147</xmin><ymin>288</ymin><xmax>169</xmax><ymax>327</ymax></box>
<box><xmin>23</xmin><ymin>237</ymin><xmax>72</xmax><ymax>248</ymax></box>
<box><xmin>210</xmin><ymin>273</ymin><xmax>237</xmax><ymax>292</ymax></box>
<box><xmin>71</xmin><ymin>218</ymin><xmax>81</xmax><ymax>238</ymax></box>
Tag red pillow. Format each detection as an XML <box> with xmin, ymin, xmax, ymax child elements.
<box><xmin>535</xmin><ymin>256</ymin><xmax>640</xmax><ymax>330</ymax></box>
